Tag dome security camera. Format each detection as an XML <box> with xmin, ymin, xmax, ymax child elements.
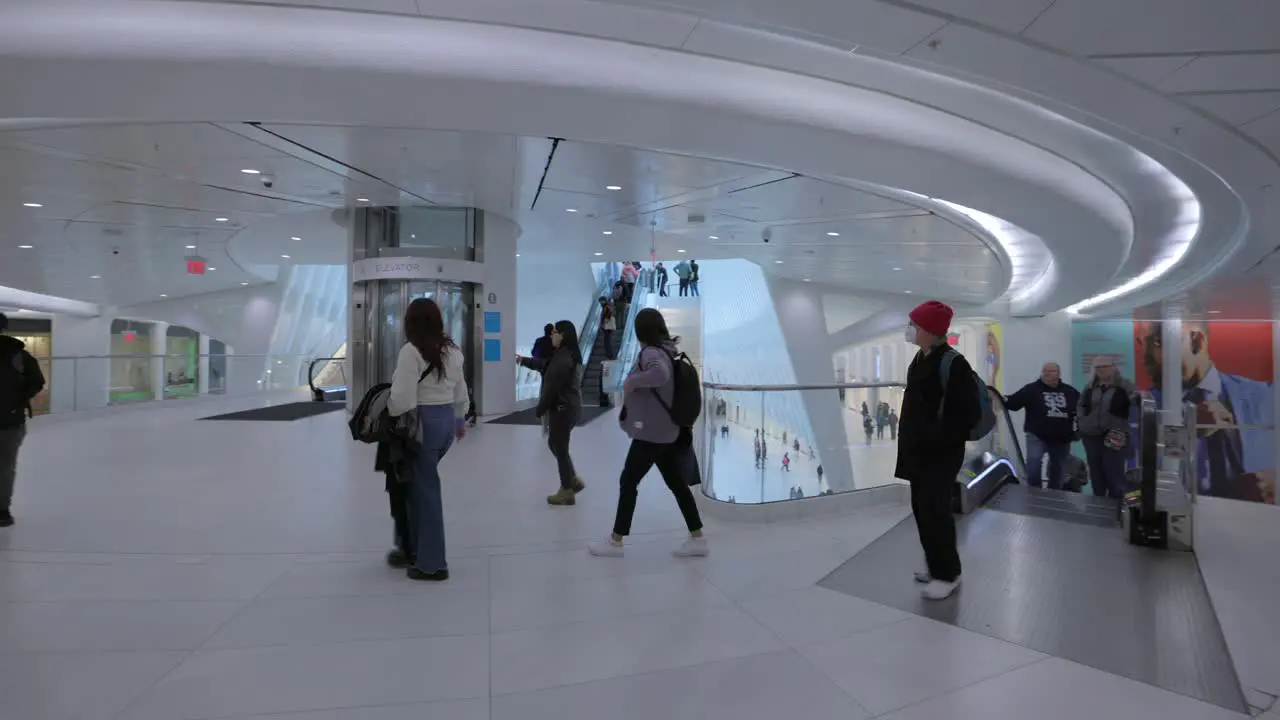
<box><xmin>761</xmin><ymin>227</ymin><xmax>772</xmax><ymax>243</ymax></box>
<box><xmin>261</xmin><ymin>174</ymin><xmax>275</xmax><ymax>189</ymax></box>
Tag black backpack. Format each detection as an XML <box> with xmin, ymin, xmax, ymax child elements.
<box><xmin>0</xmin><ymin>350</ymin><xmax>35</xmax><ymax>427</ymax></box>
<box><xmin>651</xmin><ymin>347</ymin><xmax>702</xmax><ymax>429</ymax></box>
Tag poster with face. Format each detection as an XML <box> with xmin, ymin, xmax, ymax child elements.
<box><xmin>1133</xmin><ymin>320</ymin><xmax>1275</xmax><ymax>505</ymax></box>
<box><xmin>984</xmin><ymin>323</ymin><xmax>1003</xmax><ymax>393</ymax></box>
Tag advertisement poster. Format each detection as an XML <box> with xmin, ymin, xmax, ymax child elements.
<box><xmin>1133</xmin><ymin>320</ymin><xmax>1275</xmax><ymax>505</ymax></box>
<box><xmin>1070</xmin><ymin>320</ymin><xmax>1136</xmax><ymax>383</ymax></box>
<box><xmin>984</xmin><ymin>322</ymin><xmax>1003</xmax><ymax>393</ymax></box>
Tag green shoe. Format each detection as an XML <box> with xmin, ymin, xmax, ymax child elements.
<box><xmin>547</xmin><ymin>488</ymin><xmax>577</xmax><ymax>506</ymax></box>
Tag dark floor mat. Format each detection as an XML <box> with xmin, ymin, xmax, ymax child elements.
<box><xmin>818</xmin><ymin>511</ymin><xmax>1247</xmax><ymax>713</ymax></box>
<box><xmin>986</xmin><ymin>484</ymin><xmax>1122</xmax><ymax>529</ymax></box>
<box><xmin>488</xmin><ymin>405</ymin><xmax>613</xmax><ymax>426</ymax></box>
<box><xmin>201</xmin><ymin>402</ymin><xmax>346</xmax><ymax>422</ymax></box>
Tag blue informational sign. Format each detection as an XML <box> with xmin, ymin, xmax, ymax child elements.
<box><xmin>484</xmin><ymin>311</ymin><xmax>501</xmax><ymax>334</ymax></box>
<box><xmin>484</xmin><ymin>338</ymin><xmax>501</xmax><ymax>363</ymax></box>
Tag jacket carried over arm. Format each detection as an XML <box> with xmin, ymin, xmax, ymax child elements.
<box><xmin>894</xmin><ymin>345</ymin><xmax>981</xmax><ymax>483</ymax></box>
<box><xmin>519</xmin><ymin>349</ymin><xmax>582</xmax><ymax>418</ymax></box>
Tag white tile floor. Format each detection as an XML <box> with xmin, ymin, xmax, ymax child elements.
<box><xmin>0</xmin><ymin>395</ymin><xmax>1254</xmax><ymax>719</ymax></box>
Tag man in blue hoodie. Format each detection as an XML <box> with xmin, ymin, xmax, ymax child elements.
<box><xmin>1003</xmin><ymin>362</ymin><xmax>1079</xmax><ymax>490</ymax></box>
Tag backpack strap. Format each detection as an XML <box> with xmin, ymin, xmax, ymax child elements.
<box><xmin>937</xmin><ymin>346</ymin><xmax>957</xmax><ymax>421</ymax></box>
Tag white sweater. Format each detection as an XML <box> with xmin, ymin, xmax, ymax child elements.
<box><xmin>387</xmin><ymin>342</ymin><xmax>469</xmax><ymax>418</ymax></box>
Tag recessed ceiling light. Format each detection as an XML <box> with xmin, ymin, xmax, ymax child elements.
<box><xmin>775</xmin><ymin>260</ymin><xmax>784</xmax><ymax>264</ymax></box>
<box><xmin>281</xmin><ymin>254</ymin><xmax>291</xmax><ymax>259</ymax></box>
<box><xmin>357</xmin><ymin>198</ymin><xmax>370</xmax><ymax>203</ymax></box>
<box><xmin>208</xmin><ymin>267</ymin><xmax>216</xmax><ymax>271</ymax></box>
<box><xmin>159</xmin><ymin>294</ymin><xmax>168</xmax><ymax>298</ymax></box>
<box><xmin>241</xmin><ymin>282</ymin><xmax>249</xmax><ymax>286</ymax></box>
<box><xmin>678</xmin><ymin>249</ymin><xmax>686</xmax><ymax>253</ymax></box>
<box><xmin>185</xmin><ymin>245</ymin><xmax>196</xmax><ymax>249</ymax></box>
<box><xmin>893</xmin><ymin>266</ymin><xmax>903</xmax><ymax>271</ymax></box>
<box><xmin>708</xmin><ymin>235</ymin><xmax>719</xmax><ymax>240</ymax></box>
<box><xmin>214</xmin><ymin>217</ymin><xmax>228</xmax><ymax>222</ymax></box>
<box><xmin>90</xmin><ymin>275</ymin><xmax>101</xmax><ymax>279</ymax></box>
<box><xmin>827</xmin><ymin>232</ymin><xmax>840</xmax><ymax>237</ymax></box>
<box><xmin>904</xmin><ymin>290</ymin><xmax>913</xmax><ymax>294</ymax></box>
<box><xmin>240</xmin><ymin>168</ymin><xmax>261</xmax><ymax>175</ymax></box>
<box><xmin>566</xmin><ymin>208</ymin><xmax>578</xmax><ymax>213</ymax></box>
<box><xmin>594</xmin><ymin>252</ymin><xmax>603</xmax><ymax>256</ymax></box>
<box><xmin>410</xmin><ymin>234</ymin><xmax>416</xmax><ymax>239</ymax></box>
<box><xmin>1208</xmin><ymin>310</ymin><xmax>1222</xmax><ymax>314</ymax></box>
<box><xmin>803</xmin><ymin>278</ymin><xmax>812</xmax><ymax>282</ymax></box>
<box><xmin>17</xmin><ymin>245</ymin><xmax>32</xmax><ymax>249</ymax></box>
<box><xmin>515</xmin><ymin>253</ymin><xmax>521</xmax><ymax>257</ymax></box>
<box><xmin>291</xmin><ymin>236</ymin><xmax>301</xmax><ymax>241</ymax></box>
<box><xmin>22</xmin><ymin>202</ymin><xmax>42</xmax><ymax>208</ymax></box>
<box><xmin>605</xmin><ymin>185</ymin><xmax>622</xmax><ymax>191</ymax></box>
<box><xmin>603</xmin><ymin>231</ymin><xmax>613</xmax><ymax>235</ymax></box>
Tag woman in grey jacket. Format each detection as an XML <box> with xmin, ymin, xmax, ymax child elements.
<box><xmin>516</xmin><ymin>320</ymin><xmax>585</xmax><ymax>505</ymax></box>
<box><xmin>590</xmin><ymin>308</ymin><xmax>707</xmax><ymax>558</ymax></box>
<box><xmin>1077</xmin><ymin>357</ymin><xmax>1134</xmax><ymax>499</ymax></box>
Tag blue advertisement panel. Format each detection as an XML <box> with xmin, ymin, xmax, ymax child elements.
<box><xmin>484</xmin><ymin>338</ymin><xmax>501</xmax><ymax>363</ymax></box>
<box><xmin>484</xmin><ymin>311</ymin><xmax>501</xmax><ymax>334</ymax></box>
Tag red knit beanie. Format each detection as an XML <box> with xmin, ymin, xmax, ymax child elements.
<box><xmin>908</xmin><ymin>300</ymin><xmax>954</xmax><ymax>338</ymax></box>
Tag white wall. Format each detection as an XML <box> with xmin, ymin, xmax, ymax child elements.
<box><xmin>515</xmin><ymin>258</ymin><xmax>598</xmax><ymax>356</ymax></box>
<box><xmin>49</xmin><ymin>315</ymin><xmax>112</xmax><ymax>412</ymax></box>
<box><xmin>479</xmin><ymin>213</ymin><xmax>520</xmax><ymax>416</ymax></box>
<box><xmin>1003</xmin><ymin>312</ymin><xmax>1074</xmax><ymax>388</ymax></box>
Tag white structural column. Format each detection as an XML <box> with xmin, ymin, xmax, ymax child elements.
<box><xmin>478</xmin><ymin>212</ymin><xmax>520</xmax><ymax>417</ymax></box>
<box><xmin>1161</xmin><ymin>303</ymin><xmax>1184</xmax><ymax>425</ymax></box>
<box><xmin>150</xmin><ymin>321</ymin><xmax>169</xmax><ymax>402</ymax></box>
<box><xmin>197</xmin><ymin>332</ymin><xmax>210</xmax><ymax>396</ymax></box>
<box><xmin>49</xmin><ymin>315</ymin><xmax>112</xmax><ymax>412</ymax></box>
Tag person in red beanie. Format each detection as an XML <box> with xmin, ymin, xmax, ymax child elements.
<box><xmin>896</xmin><ymin>300</ymin><xmax>981</xmax><ymax>600</ymax></box>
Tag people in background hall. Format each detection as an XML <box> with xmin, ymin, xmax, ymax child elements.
<box><xmin>1137</xmin><ymin>321</ymin><xmax>1275</xmax><ymax>504</ymax></box>
<box><xmin>876</xmin><ymin>403</ymin><xmax>888</xmax><ymax>439</ymax></box>
<box><xmin>782</xmin><ymin>452</ymin><xmax>791</xmax><ymax>472</ymax></box>
<box><xmin>896</xmin><ymin>300</ymin><xmax>979</xmax><ymax>601</ymax></box>
<box><xmin>754</xmin><ymin>435</ymin><xmax>762</xmax><ymax>468</ymax></box>
<box><xmin>531</xmin><ymin>323</ymin><xmax>554</xmax><ymax>361</ymax></box>
<box><xmin>1003</xmin><ymin>362</ymin><xmax>1079</xmax><ymax>490</ymax></box>
<box><xmin>599</xmin><ymin>297</ymin><xmax>616</xmax><ymax>360</ymax></box>
<box><xmin>387</xmin><ymin>298</ymin><xmax>470</xmax><ymax>581</ymax></box>
<box><xmin>516</xmin><ymin>320</ymin><xmax>586</xmax><ymax>506</ymax></box>
<box><xmin>889</xmin><ymin>408</ymin><xmax>899</xmax><ymax>440</ymax></box>
<box><xmin>1078</xmin><ymin>357</ymin><xmax>1133</xmax><ymax>499</ymax></box>
<box><xmin>590</xmin><ymin>308</ymin><xmax>707</xmax><ymax>558</ymax></box>
<box><xmin>621</xmin><ymin>260</ymin><xmax>638</xmax><ymax>299</ymax></box>
<box><xmin>689</xmin><ymin>259</ymin><xmax>701</xmax><ymax>297</ymax></box>
<box><xmin>863</xmin><ymin>413</ymin><xmax>874</xmax><ymax>445</ymax></box>
<box><xmin>0</xmin><ymin>312</ymin><xmax>46</xmax><ymax>528</ymax></box>
<box><xmin>817</xmin><ymin>464</ymin><xmax>824</xmax><ymax>483</ymax></box>
<box><xmin>656</xmin><ymin>261</ymin><xmax>669</xmax><ymax>297</ymax></box>
<box><xmin>674</xmin><ymin>259</ymin><xmax>692</xmax><ymax>296</ymax></box>
<box><xmin>861</xmin><ymin>401</ymin><xmax>869</xmax><ymax>418</ymax></box>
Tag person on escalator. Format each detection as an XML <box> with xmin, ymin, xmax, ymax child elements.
<box><xmin>896</xmin><ymin>301</ymin><xmax>980</xmax><ymax>601</ymax></box>
<box><xmin>599</xmin><ymin>298</ymin><xmax>616</xmax><ymax>360</ymax></box>
<box><xmin>1078</xmin><ymin>357</ymin><xmax>1133</xmax><ymax>499</ymax></box>
<box><xmin>1003</xmin><ymin>362</ymin><xmax>1079</xmax><ymax>490</ymax></box>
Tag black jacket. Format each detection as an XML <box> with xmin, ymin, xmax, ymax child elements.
<box><xmin>530</xmin><ymin>336</ymin><xmax>554</xmax><ymax>361</ymax></box>
<box><xmin>895</xmin><ymin>346</ymin><xmax>981</xmax><ymax>483</ymax></box>
<box><xmin>0</xmin><ymin>335</ymin><xmax>44</xmax><ymax>429</ymax></box>
<box><xmin>519</xmin><ymin>347</ymin><xmax>582</xmax><ymax>418</ymax></box>
<box><xmin>1004</xmin><ymin>379</ymin><xmax>1080</xmax><ymax>444</ymax></box>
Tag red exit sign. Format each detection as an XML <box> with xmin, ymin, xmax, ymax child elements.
<box><xmin>186</xmin><ymin>256</ymin><xmax>207</xmax><ymax>275</ymax></box>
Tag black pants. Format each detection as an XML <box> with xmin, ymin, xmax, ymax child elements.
<box><xmin>612</xmin><ymin>438</ymin><xmax>703</xmax><ymax>536</ymax></box>
<box><xmin>678</xmin><ymin>279</ymin><xmax>689</xmax><ymax>296</ymax></box>
<box><xmin>547</xmin><ymin>408</ymin><xmax>579</xmax><ymax>489</ymax></box>
<box><xmin>602</xmin><ymin>330</ymin><xmax>614</xmax><ymax>360</ymax></box>
<box><xmin>659</xmin><ymin>280</ymin><xmax>668</xmax><ymax>296</ymax></box>
<box><xmin>910</xmin><ymin>477</ymin><xmax>961</xmax><ymax>582</ymax></box>
<box><xmin>387</xmin><ymin>470</ymin><xmax>413</xmax><ymax>564</ymax></box>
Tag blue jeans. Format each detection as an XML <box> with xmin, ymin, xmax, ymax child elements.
<box><xmin>410</xmin><ymin>404</ymin><xmax>456</xmax><ymax>573</ymax></box>
<box><xmin>1024</xmin><ymin>434</ymin><xmax>1070</xmax><ymax>490</ymax></box>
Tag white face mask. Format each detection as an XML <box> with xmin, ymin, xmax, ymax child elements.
<box><xmin>904</xmin><ymin>323</ymin><xmax>917</xmax><ymax>344</ymax></box>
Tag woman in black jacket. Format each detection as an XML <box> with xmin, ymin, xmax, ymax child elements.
<box><xmin>516</xmin><ymin>320</ymin><xmax>585</xmax><ymax>505</ymax></box>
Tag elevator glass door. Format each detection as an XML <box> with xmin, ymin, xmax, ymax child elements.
<box><xmin>372</xmin><ymin>280</ymin><xmax>474</xmax><ymax>386</ymax></box>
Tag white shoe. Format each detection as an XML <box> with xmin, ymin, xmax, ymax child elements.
<box><xmin>588</xmin><ymin>537</ymin><xmax>624</xmax><ymax>557</ymax></box>
<box><xmin>913</xmin><ymin>570</ymin><xmax>931</xmax><ymax>584</ymax></box>
<box><xmin>921</xmin><ymin>577</ymin><xmax>961</xmax><ymax>600</ymax></box>
<box><xmin>673</xmin><ymin>536</ymin><xmax>709</xmax><ymax>557</ymax></box>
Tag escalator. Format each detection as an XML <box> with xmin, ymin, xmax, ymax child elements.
<box><xmin>955</xmin><ymin>391</ymin><xmax>1124</xmax><ymax>528</ymax></box>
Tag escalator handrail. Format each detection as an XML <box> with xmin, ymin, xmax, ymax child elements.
<box><xmin>988</xmin><ymin>392</ymin><xmax>1028</xmax><ymax>482</ymax></box>
<box><xmin>307</xmin><ymin>356</ymin><xmax>345</xmax><ymax>399</ymax></box>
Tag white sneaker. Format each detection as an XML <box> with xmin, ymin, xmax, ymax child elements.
<box><xmin>673</xmin><ymin>536</ymin><xmax>709</xmax><ymax>557</ymax></box>
<box><xmin>588</xmin><ymin>537</ymin><xmax>624</xmax><ymax>557</ymax></box>
<box><xmin>921</xmin><ymin>577</ymin><xmax>961</xmax><ymax>600</ymax></box>
<box><xmin>913</xmin><ymin>570</ymin><xmax>931</xmax><ymax>584</ymax></box>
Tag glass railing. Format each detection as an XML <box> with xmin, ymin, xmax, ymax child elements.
<box><xmin>699</xmin><ymin>381</ymin><xmax>1027</xmax><ymax>505</ymax></box>
<box><xmin>26</xmin><ymin>353</ymin><xmax>329</xmax><ymax>414</ymax></box>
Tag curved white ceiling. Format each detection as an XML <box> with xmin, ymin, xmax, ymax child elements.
<box><xmin>0</xmin><ymin>0</ymin><xmax>1270</xmax><ymax>316</ymax></box>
